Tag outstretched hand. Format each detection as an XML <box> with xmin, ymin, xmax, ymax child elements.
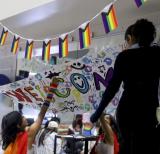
<box><xmin>50</xmin><ymin>77</ymin><xmax>59</xmax><ymax>88</ymax></box>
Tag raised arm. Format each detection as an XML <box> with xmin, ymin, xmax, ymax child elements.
<box><xmin>27</xmin><ymin>77</ymin><xmax>59</xmax><ymax>149</ymax></box>
<box><xmin>91</xmin><ymin>53</ymin><xmax>124</xmax><ymax>123</ymax></box>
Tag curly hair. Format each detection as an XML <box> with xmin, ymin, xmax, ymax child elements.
<box><xmin>1</xmin><ymin>111</ymin><xmax>23</xmax><ymax>150</ymax></box>
<box><xmin>132</xmin><ymin>19</ymin><xmax>156</xmax><ymax>47</ymax></box>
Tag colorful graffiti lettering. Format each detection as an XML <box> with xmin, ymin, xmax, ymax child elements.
<box><xmin>98</xmin><ymin>65</ymin><xmax>106</xmax><ymax>74</ymax></box>
<box><xmin>24</xmin><ymin>86</ymin><xmax>43</xmax><ymax>102</ymax></box>
<box><xmin>98</xmin><ymin>51</ymin><xmax>106</xmax><ymax>58</ymax></box>
<box><xmin>93</xmin><ymin>67</ymin><xmax>113</xmax><ymax>90</ymax></box>
<box><xmin>0</xmin><ymin>46</ymin><xmax>121</xmax><ymax>114</ymax></box>
<box><xmin>71</xmin><ymin>89</ymin><xmax>82</xmax><ymax>104</ymax></box>
<box><xmin>70</xmin><ymin>73</ymin><xmax>89</xmax><ymax>94</ymax></box>
<box><xmin>79</xmin><ymin>103</ymin><xmax>91</xmax><ymax>111</ymax></box>
<box><xmin>82</xmin><ymin>57</ymin><xmax>92</xmax><ymax>64</ymax></box>
<box><xmin>35</xmin><ymin>85</ymin><xmax>46</xmax><ymax>98</ymax></box>
<box><xmin>54</xmin><ymin>88</ymin><xmax>71</xmax><ymax>98</ymax></box>
<box><xmin>5</xmin><ymin>88</ymin><xmax>33</xmax><ymax>103</ymax></box>
<box><xmin>45</xmin><ymin>71</ymin><xmax>61</xmax><ymax>79</ymax></box>
<box><xmin>53</xmin><ymin>78</ymin><xmax>71</xmax><ymax>98</ymax></box>
<box><xmin>71</xmin><ymin>62</ymin><xmax>85</xmax><ymax>70</ymax></box>
<box><xmin>84</xmin><ymin>65</ymin><xmax>92</xmax><ymax>72</ymax></box>
<box><xmin>104</xmin><ymin>58</ymin><xmax>112</xmax><ymax>65</ymax></box>
<box><xmin>59</xmin><ymin>100</ymin><xmax>80</xmax><ymax>112</ymax></box>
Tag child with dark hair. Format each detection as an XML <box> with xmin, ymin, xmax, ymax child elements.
<box><xmin>105</xmin><ymin>114</ymin><xmax>122</xmax><ymax>154</ymax></box>
<box><xmin>34</xmin><ymin>120</ymin><xmax>61</xmax><ymax>154</ymax></box>
<box><xmin>90</xmin><ymin>114</ymin><xmax>121</xmax><ymax>154</ymax></box>
<box><xmin>64</xmin><ymin>119</ymin><xmax>83</xmax><ymax>154</ymax></box>
<box><xmin>91</xmin><ymin>19</ymin><xmax>160</xmax><ymax>154</ymax></box>
<box><xmin>1</xmin><ymin>77</ymin><xmax>59</xmax><ymax>154</ymax></box>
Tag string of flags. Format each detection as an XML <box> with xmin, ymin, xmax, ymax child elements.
<box><xmin>101</xmin><ymin>5</ymin><xmax>118</xmax><ymax>33</ymax></box>
<box><xmin>134</xmin><ymin>0</ymin><xmax>147</xmax><ymax>8</ymax></box>
<box><xmin>79</xmin><ymin>23</ymin><xmax>91</xmax><ymax>49</ymax></box>
<box><xmin>42</xmin><ymin>40</ymin><xmax>51</xmax><ymax>62</ymax></box>
<box><xmin>59</xmin><ymin>34</ymin><xmax>69</xmax><ymax>58</ymax></box>
<box><xmin>0</xmin><ymin>28</ymin><xmax>8</xmax><ymax>46</ymax></box>
<box><xmin>0</xmin><ymin>0</ymin><xmax>147</xmax><ymax>61</ymax></box>
<box><xmin>25</xmin><ymin>40</ymin><xmax>34</xmax><ymax>60</ymax></box>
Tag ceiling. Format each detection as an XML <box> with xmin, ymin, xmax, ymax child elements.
<box><xmin>0</xmin><ymin>0</ymin><xmax>55</xmax><ymax>21</ymax></box>
<box><xmin>0</xmin><ymin>0</ymin><xmax>160</xmax><ymax>53</ymax></box>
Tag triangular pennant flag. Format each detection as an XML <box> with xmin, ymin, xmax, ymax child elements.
<box><xmin>25</xmin><ymin>40</ymin><xmax>34</xmax><ymax>60</ymax></box>
<box><xmin>59</xmin><ymin>34</ymin><xmax>68</xmax><ymax>58</ymax></box>
<box><xmin>134</xmin><ymin>0</ymin><xmax>147</xmax><ymax>8</ymax></box>
<box><xmin>11</xmin><ymin>35</ymin><xmax>20</xmax><ymax>54</ymax></box>
<box><xmin>42</xmin><ymin>40</ymin><xmax>51</xmax><ymax>62</ymax></box>
<box><xmin>101</xmin><ymin>5</ymin><xmax>118</xmax><ymax>33</ymax></box>
<box><xmin>0</xmin><ymin>28</ymin><xmax>8</xmax><ymax>46</ymax></box>
<box><xmin>79</xmin><ymin>22</ymin><xmax>91</xmax><ymax>49</ymax></box>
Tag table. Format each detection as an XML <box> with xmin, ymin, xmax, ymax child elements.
<box><xmin>54</xmin><ymin>135</ymin><xmax>97</xmax><ymax>154</ymax></box>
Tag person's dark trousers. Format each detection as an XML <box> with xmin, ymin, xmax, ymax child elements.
<box><xmin>156</xmin><ymin>125</ymin><xmax>160</xmax><ymax>154</ymax></box>
<box><xmin>119</xmin><ymin>126</ymin><xmax>159</xmax><ymax>154</ymax></box>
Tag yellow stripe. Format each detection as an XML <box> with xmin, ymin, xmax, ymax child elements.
<box><xmin>1</xmin><ymin>32</ymin><xmax>8</xmax><ymax>45</ymax></box>
<box><xmin>64</xmin><ymin>38</ymin><xmax>68</xmax><ymax>57</ymax></box>
<box><xmin>28</xmin><ymin>43</ymin><xmax>33</xmax><ymax>60</ymax></box>
<box><xmin>108</xmin><ymin>11</ymin><xmax>114</xmax><ymax>30</ymax></box>
<box><xmin>45</xmin><ymin>42</ymin><xmax>50</xmax><ymax>61</ymax></box>
<box><xmin>86</xmin><ymin>27</ymin><xmax>89</xmax><ymax>47</ymax></box>
<box><xmin>13</xmin><ymin>41</ymin><xmax>19</xmax><ymax>54</ymax></box>
<box><xmin>110</xmin><ymin>9</ymin><xmax>116</xmax><ymax>30</ymax></box>
<box><xmin>84</xmin><ymin>27</ymin><xmax>88</xmax><ymax>47</ymax></box>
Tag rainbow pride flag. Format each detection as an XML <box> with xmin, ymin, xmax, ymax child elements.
<box><xmin>59</xmin><ymin>34</ymin><xmax>68</xmax><ymax>58</ymax></box>
<box><xmin>0</xmin><ymin>28</ymin><xmax>8</xmax><ymax>45</ymax></box>
<box><xmin>101</xmin><ymin>5</ymin><xmax>118</xmax><ymax>33</ymax></box>
<box><xmin>42</xmin><ymin>40</ymin><xmax>51</xmax><ymax>62</ymax></box>
<box><xmin>11</xmin><ymin>36</ymin><xmax>20</xmax><ymax>54</ymax></box>
<box><xmin>4</xmin><ymin>132</ymin><xmax>28</xmax><ymax>154</ymax></box>
<box><xmin>79</xmin><ymin>23</ymin><xmax>91</xmax><ymax>49</ymax></box>
<box><xmin>25</xmin><ymin>40</ymin><xmax>34</xmax><ymax>60</ymax></box>
<box><xmin>134</xmin><ymin>0</ymin><xmax>147</xmax><ymax>7</ymax></box>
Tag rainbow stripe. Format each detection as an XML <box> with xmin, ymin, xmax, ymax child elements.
<box><xmin>0</xmin><ymin>28</ymin><xmax>8</xmax><ymax>46</ymax></box>
<box><xmin>134</xmin><ymin>0</ymin><xmax>147</xmax><ymax>7</ymax></box>
<box><xmin>101</xmin><ymin>5</ymin><xmax>118</xmax><ymax>33</ymax></box>
<box><xmin>25</xmin><ymin>40</ymin><xmax>34</xmax><ymax>60</ymax></box>
<box><xmin>11</xmin><ymin>36</ymin><xmax>20</xmax><ymax>54</ymax></box>
<box><xmin>59</xmin><ymin>35</ymin><xmax>68</xmax><ymax>58</ymax></box>
<box><xmin>79</xmin><ymin>23</ymin><xmax>91</xmax><ymax>49</ymax></box>
<box><xmin>42</xmin><ymin>40</ymin><xmax>51</xmax><ymax>62</ymax></box>
<box><xmin>4</xmin><ymin>132</ymin><xmax>28</xmax><ymax>154</ymax></box>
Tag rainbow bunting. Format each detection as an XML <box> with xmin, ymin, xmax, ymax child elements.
<box><xmin>42</xmin><ymin>40</ymin><xmax>51</xmax><ymax>62</ymax></box>
<box><xmin>25</xmin><ymin>40</ymin><xmax>34</xmax><ymax>60</ymax></box>
<box><xmin>79</xmin><ymin>23</ymin><xmax>91</xmax><ymax>49</ymax></box>
<box><xmin>11</xmin><ymin>36</ymin><xmax>20</xmax><ymax>54</ymax></box>
<box><xmin>101</xmin><ymin>5</ymin><xmax>118</xmax><ymax>33</ymax></box>
<box><xmin>134</xmin><ymin>0</ymin><xmax>147</xmax><ymax>7</ymax></box>
<box><xmin>0</xmin><ymin>28</ymin><xmax>8</xmax><ymax>46</ymax></box>
<box><xmin>59</xmin><ymin>34</ymin><xmax>68</xmax><ymax>58</ymax></box>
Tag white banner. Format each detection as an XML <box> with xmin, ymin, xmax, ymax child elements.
<box><xmin>0</xmin><ymin>47</ymin><xmax>122</xmax><ymax>114</ymax></box>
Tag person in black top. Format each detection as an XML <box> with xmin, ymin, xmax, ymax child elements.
<box><xmin>90</xmin><ymin>19</ymin><xmax>160</xmax><ymax>154</ymax></box>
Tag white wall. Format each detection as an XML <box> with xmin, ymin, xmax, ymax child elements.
<box><xmin>0</xmin><ymin>52</ymin><xmax>17</xmax><ymax>82</ymax></box>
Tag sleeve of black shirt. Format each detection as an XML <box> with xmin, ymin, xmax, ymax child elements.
<box><xmin>90</xmin><ymin>53</ymin><xmax>124</xmax><ymax>123</ymax></box>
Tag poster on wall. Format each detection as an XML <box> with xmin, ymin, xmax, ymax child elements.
<box><xmin>0</xmin><ymin>47</ymin><xmax>122</xmax><ymax>114</ymax></box>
